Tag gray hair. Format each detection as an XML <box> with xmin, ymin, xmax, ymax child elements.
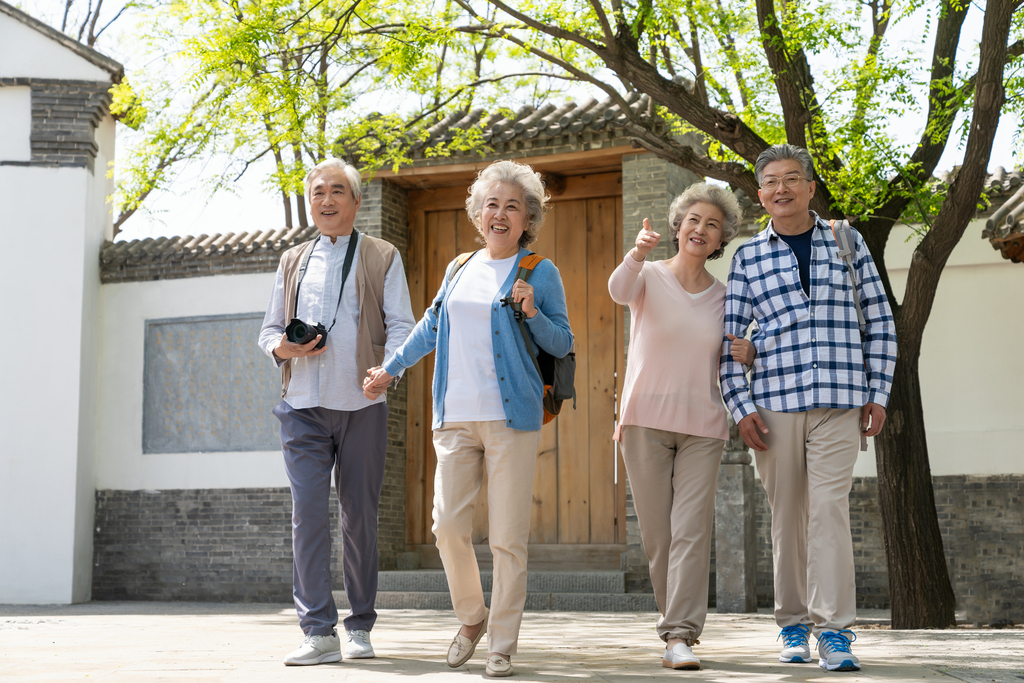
<box><xmin>754</xmin><ymin>144</ymin><xmax>816</xmax><ymax>185</ymax></box>
<box><xmin>668</xmin><ymin>183</ymin><xmax>743</xmax><ymax>260</ymax></box>
<box><xmin>465</xmin><ymin>160</ymin><xmax>549</xmax><ymax>248</ymax></box>
<box><xmin>304</xmin><ymin>158</ymin><xmax>363</xmax><ymax>202</ymax></box>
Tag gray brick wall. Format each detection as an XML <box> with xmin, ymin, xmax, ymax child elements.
<box><xmin>93</xmin><ymin>476</ymin><xmax>1024</xmax><ymax>625</ymax></box>
<box><xmin>0</xmin><ymin>78</ymin><xmax>111</xmax><ymax>170</ymax></box>
<box><xmin>92</xmin><ymin>488</ymin><xmax>307</xmax><ymax>601</ymax></box>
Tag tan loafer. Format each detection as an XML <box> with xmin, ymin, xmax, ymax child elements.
<box><xmin>485</xmin><ymin>654</ymin><xmax>513</xmax><ymax>677</ymax></box>
<box><xmin>446</xmin><ymin>609</ymin><xmax>488</xmax><ymax>668</ymax></box>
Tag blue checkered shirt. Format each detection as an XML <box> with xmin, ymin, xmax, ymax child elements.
<box><xmin>719</xmin><ymin>214</ymin><xmax>897</xmax><ymax>423</ymax></box>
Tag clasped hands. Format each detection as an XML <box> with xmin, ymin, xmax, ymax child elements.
<box><xmin>363</xmin><ymin>366</ymin><xmax>394</xmax><ymax>400</ymax></box>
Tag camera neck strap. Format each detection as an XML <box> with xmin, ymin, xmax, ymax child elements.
<box><xmin>293</xmin><ymin>230</ymin><xmax>360</xmax><ymax>333</ymax></box>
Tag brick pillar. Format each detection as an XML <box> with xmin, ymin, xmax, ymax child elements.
<box><xmin>619</xmin><ymin>152</ymin><xmax>702</xmax><ymax>586</ymax></box>
<box><xmin>354</xmin><ymin>178</ymin><xmax>409</xmax><ymax>570</ymax></box>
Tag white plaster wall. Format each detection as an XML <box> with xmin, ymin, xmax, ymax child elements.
<box><xmin>707</xmin><ymin>217</ymin><xmax>1024</xmax><ymax>478</ymax></box>
<box><xmin>0</xmin><ymin>12</ymin><xmax>111</xmax><ymax>81</ymax></box>
<box><xmin>0</xmin><ymin>85</ymin><xmax>31</xmax><ymax>161</ymax></box>
<box><xmin>95</xmin><ymin>272</ymin><xmax>288</xmax><ymax>491</ymax></box>
<box><xmin>70</xmin><ymin>115</ymin><xmax>117</xmax><ymax>601</ymax></box>
<box><xmin>0</xmin><ymin>166</ymin><xmax>90</xmax><ymax>603</ymax></box>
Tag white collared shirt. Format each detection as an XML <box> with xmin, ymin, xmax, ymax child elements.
<box><xmin>258</xmin><ymin>233</ymin><xmax>415</xmax><ymax>411</ymax></box>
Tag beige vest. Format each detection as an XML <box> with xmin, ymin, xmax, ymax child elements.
<box><xmin>279</xmin><ymin>233</ymin><xmax>397</xmax><ymax>398</ymax></box>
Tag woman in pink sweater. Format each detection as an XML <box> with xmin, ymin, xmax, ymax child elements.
<box><xmin>608</xmin><ymin>183</ymin><xmax>749</xmax><ymax>671</ymax></box>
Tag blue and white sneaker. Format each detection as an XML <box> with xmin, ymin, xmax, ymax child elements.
<box><xmin>778</xmin><ymin>624</ymin><xmax>811</xmax><ymax>663</ymax></box>
<box><xmin>817</xmin><ymin>630</ymin><xmax>860</xmax><ymax>671</ymax></box>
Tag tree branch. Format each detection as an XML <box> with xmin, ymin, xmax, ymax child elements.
<box><xmin>623</xmin><ymin>119</ymin><xmax>761</xmax><ymax>199</ymax></box>
<box><xmin>588</xmin><ymin>0</ymin><xmax>615</xmax><ymax>45</ymax></box>
<box><xmin>755</xmin><ymin>0</ymin><xmax>825</xmax><ymax>153</ymax></box>
<box><xmin>899</xmin><ymin>0</ymin><xmax>1015</xmax><ymax>354</ymax></box>
<box><xmin>864</xmin><ymin>0</ymin><xmax>971</xmax><ymax>237</ymax></box>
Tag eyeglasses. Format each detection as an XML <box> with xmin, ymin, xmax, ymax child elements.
<box><xmin>760</xmin><ymin>174</ymin><xmax>808</xmax><ymax>191</ymax></box>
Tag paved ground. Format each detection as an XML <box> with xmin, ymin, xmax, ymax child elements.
<box><xmin>1</xmin><ymin>603</ymin><xmax>1021</xmax><ymax>682</ymax></box>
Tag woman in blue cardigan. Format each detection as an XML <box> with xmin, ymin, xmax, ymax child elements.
<box><xmin>363</xmin><ymin>160</ymin><xmax>573</xmax><ymax>677</ymax></box>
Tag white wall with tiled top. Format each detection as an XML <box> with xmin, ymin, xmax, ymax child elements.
<box><xmin>94</xmin><ymin>273</ymin><xmax>289</xmax><ymax>491</ymax></box>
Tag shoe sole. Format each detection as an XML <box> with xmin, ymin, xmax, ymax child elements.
<box><xmin>283</xmin><ymin>652</ymin><xmax>342</xmax><ymax>666</ymax></box>
<box><xmin>662</xmin><ymin>660</ymin><xmax>701</xmax><ymax>670</ymax></box>
<box><xmin>780</xmin><ymin>655</ymin><xmax>810</xmax><ymax>663</ymax></box>
<box><xmin>819</xmin><ymin>657</ymin><xmax>861</xmax><ymax>671</ymax></box>
<box><xmin>345</xmin><ymin>651</ymin><xmax>375</xmax><ymax>659</ymax></box>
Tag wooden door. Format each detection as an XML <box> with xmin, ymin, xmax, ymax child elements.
<box><xmin>404</xmin><ymin>174</ymin><xmax>627</xmax><ymax>564</ymax></box>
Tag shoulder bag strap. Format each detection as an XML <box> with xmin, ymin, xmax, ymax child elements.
<box><xmin>830</xmin><ymin>219</ymin><xmax>866</xmax><ymax>328</ymax></box>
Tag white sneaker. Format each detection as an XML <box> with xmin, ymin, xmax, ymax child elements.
<box><xmin>778</xmin><ymin>624</ymin><xmax>811</xmax><ymax>663</ymax></box>
<box><xmin>817</xmin><ymin>630</ymin><xmax>860</xmax><ymax>671</ymax></box>
<box><xmin>283</xmin><ymin>630</ymin><xmax>342</xmax><ymax>666</ymax></box>
<box><xmin>662</xmin><ymin>642</ymin><xmax>701</xmax><ymax>670</ymax></box>
<box><xmin>345</xmin><ymin>629</ymin><xmax>375</xmax><ymax>659</ymax></box>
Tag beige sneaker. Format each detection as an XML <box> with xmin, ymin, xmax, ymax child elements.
<box><xmin>446</xmin><ymin>609</ymin><xmax>489</xmax><ymax>668</ymax></box>
<box><xmin>283</xmin><ymin>630</ymin><xmax>342</xmax><ymax>666</ymax></box>
<box><xmin>485</xmin><ymin>654</ymin><xmax>513</xmax><ymax>677</ymax></box>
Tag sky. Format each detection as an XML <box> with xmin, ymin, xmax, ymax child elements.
<box><xmin>23</xmin><ymin>1</ymin><xmax>1023</xmax><ymax>243</ymax></box>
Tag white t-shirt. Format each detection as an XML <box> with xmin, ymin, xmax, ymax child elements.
<box><xmin>443</xmin><ymin>253</ymin><xmax>517</xmax><ymax>422</ymax></box>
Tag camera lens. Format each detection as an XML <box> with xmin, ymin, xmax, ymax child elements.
<box><xmin>286</xmin><ymin>318</ymin><xmax>317</xmax><ymax>345</ymax></box>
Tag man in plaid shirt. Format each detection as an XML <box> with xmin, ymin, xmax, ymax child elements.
<box><xmin>719</xmin><ymin>144</ymin><xmax>896</xmax><ymax>671</ymax></box>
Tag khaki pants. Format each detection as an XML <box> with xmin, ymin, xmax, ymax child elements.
<box><xmin>620</xmin><ymin>426</ymin><xmax>725</xmax><ymax>644</ymax></box>
<box><xmin>432</xmin><ymin>421</ymin><xmax>542</xmax><ymax>656</ymax></box>
<box><xmin>754</xmin><ymin>406</ymin><xmax>860</xmax><ymax>637</ymax></box>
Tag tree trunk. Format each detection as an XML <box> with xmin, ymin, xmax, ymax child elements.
<box><xmin>873</xmin><ymin>347</ymin><xmax>957</xmax><ymax>629</ymax></box>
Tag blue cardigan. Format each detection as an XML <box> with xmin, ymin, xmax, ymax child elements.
<box><xmin>383</xmin><ymin>248</ymin><xmax>574</xmax><ymax>432</ymax></box>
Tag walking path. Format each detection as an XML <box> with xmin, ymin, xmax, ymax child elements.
<box><xmin>1</xmin><ymin>603</ymin><xmax>1021</xmax><ymax>682</ymax></box>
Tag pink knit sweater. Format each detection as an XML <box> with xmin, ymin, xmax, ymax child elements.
<box><xmin>608</xmin><ymin>256</ymin><xmax>729</xmax><ymax>442</ymax></box>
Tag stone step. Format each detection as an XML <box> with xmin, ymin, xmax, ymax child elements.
<box><xmin>334</xmin><ymin>590</ymin><xmax>657</xmax><ymax>612</ymax></box>
<box><xmin>377</xmin><ymin>570</ymin><xmax>626</xmax><ymax>594</ymax></box>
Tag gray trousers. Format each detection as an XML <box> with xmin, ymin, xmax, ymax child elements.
<box><xmin>274</xmin><ymin>400</ymin><xmax>388</xmax><ymax>636</ymax></box>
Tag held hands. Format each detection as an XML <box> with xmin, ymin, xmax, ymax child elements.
<box><xmin>272</xmin><ymin>332</ymin><xmax>327</xmax><ymax>360</ymax></box>
<box><xmin>632</xmin><ymin>218</ymin><xmax>661</xmax><ymax>261</ymax></box>
<box><xmin>726</xmin><ymin>334</ymin><xmax>755</xmax><ymax>366</ymax></box>
<box><xmin>861</xmin><ymin>402</ymin><xmax>886</xmax><ymax>437</ymax></box>
<box><xmin>511</xmin><ymin>279</ymin><xmax>537</xmax><ymax>319</ymax></box>
<box><xmin>362</xmin><ymin>366</ymin><xmax>394</xmax><ymax>400</ymax></box>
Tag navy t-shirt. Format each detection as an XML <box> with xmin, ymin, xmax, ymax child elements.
<box><xmin>778</xmin><ymin>229</ymin><xmax>814</xmax><ymax>295</ymax></box>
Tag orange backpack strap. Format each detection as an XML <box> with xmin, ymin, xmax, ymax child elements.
<box><xmin>447</xmin><ymin>251</ymin><xmax>477</xmax><ymax>283</ymax></box>
<box><xmin>514</xmin><ymin>252</ymin><xmax>545</xmax><ymax>282</ymax></box>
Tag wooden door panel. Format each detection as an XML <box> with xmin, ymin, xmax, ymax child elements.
<box><xmin>585</xmin><ymin>197</ymin><xmax>620</xmax><ymax>544</ymax></box>
<box><xmin>553</xmin><ymin>201</ymin><xmax>592</xmax><ymax>544</ymax></box>
<box><xmin>407</xmin><ymin>189</ymin><xmax>626</xmax><ymax>551</ymax></box>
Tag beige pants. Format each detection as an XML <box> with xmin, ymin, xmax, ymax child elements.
<box><xmin>754</xmin><ymin>406</ymin><xmax>860</xmax><ymax>637</ymax></box>
<box><xmin>620</xmin><ymin>426</ymin><xmax>725</xmax><ymax>644</ymax></box>
<box><xmin>432</xmin><ymin>421</ymin><xmax>541</xmax><ymax>656</ymax></box>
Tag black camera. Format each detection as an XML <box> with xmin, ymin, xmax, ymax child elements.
<box><xmin>285</xmin><ymin>318</ymin><xmax>327</xmax><ymax>349</ymax></box>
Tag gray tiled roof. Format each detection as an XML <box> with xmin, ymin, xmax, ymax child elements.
<box><xmin>101</xmin><ymin>110</ymin><xmax>1022</xmax><ymax>277</ymax></box>
<box><xmin>401</xmin><ymin>92</ymin><xmax>647</xmax><ymax>158</ymax></box>
<box><xmin>980</xmin><ymin>167</ymin><xmax>1024</xmax><ymax>262</ymax></box>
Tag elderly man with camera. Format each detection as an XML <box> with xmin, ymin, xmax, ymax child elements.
<box><xmin>258</xmin><ymin>159</ymin><xmax>415</xmax><ymax>666</ymax></box>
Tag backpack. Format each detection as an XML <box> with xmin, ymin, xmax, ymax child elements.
<box><xmin>443</xmin><ymin>251</ymin><xmax>576</xmax><ymax>425</ymax></box>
